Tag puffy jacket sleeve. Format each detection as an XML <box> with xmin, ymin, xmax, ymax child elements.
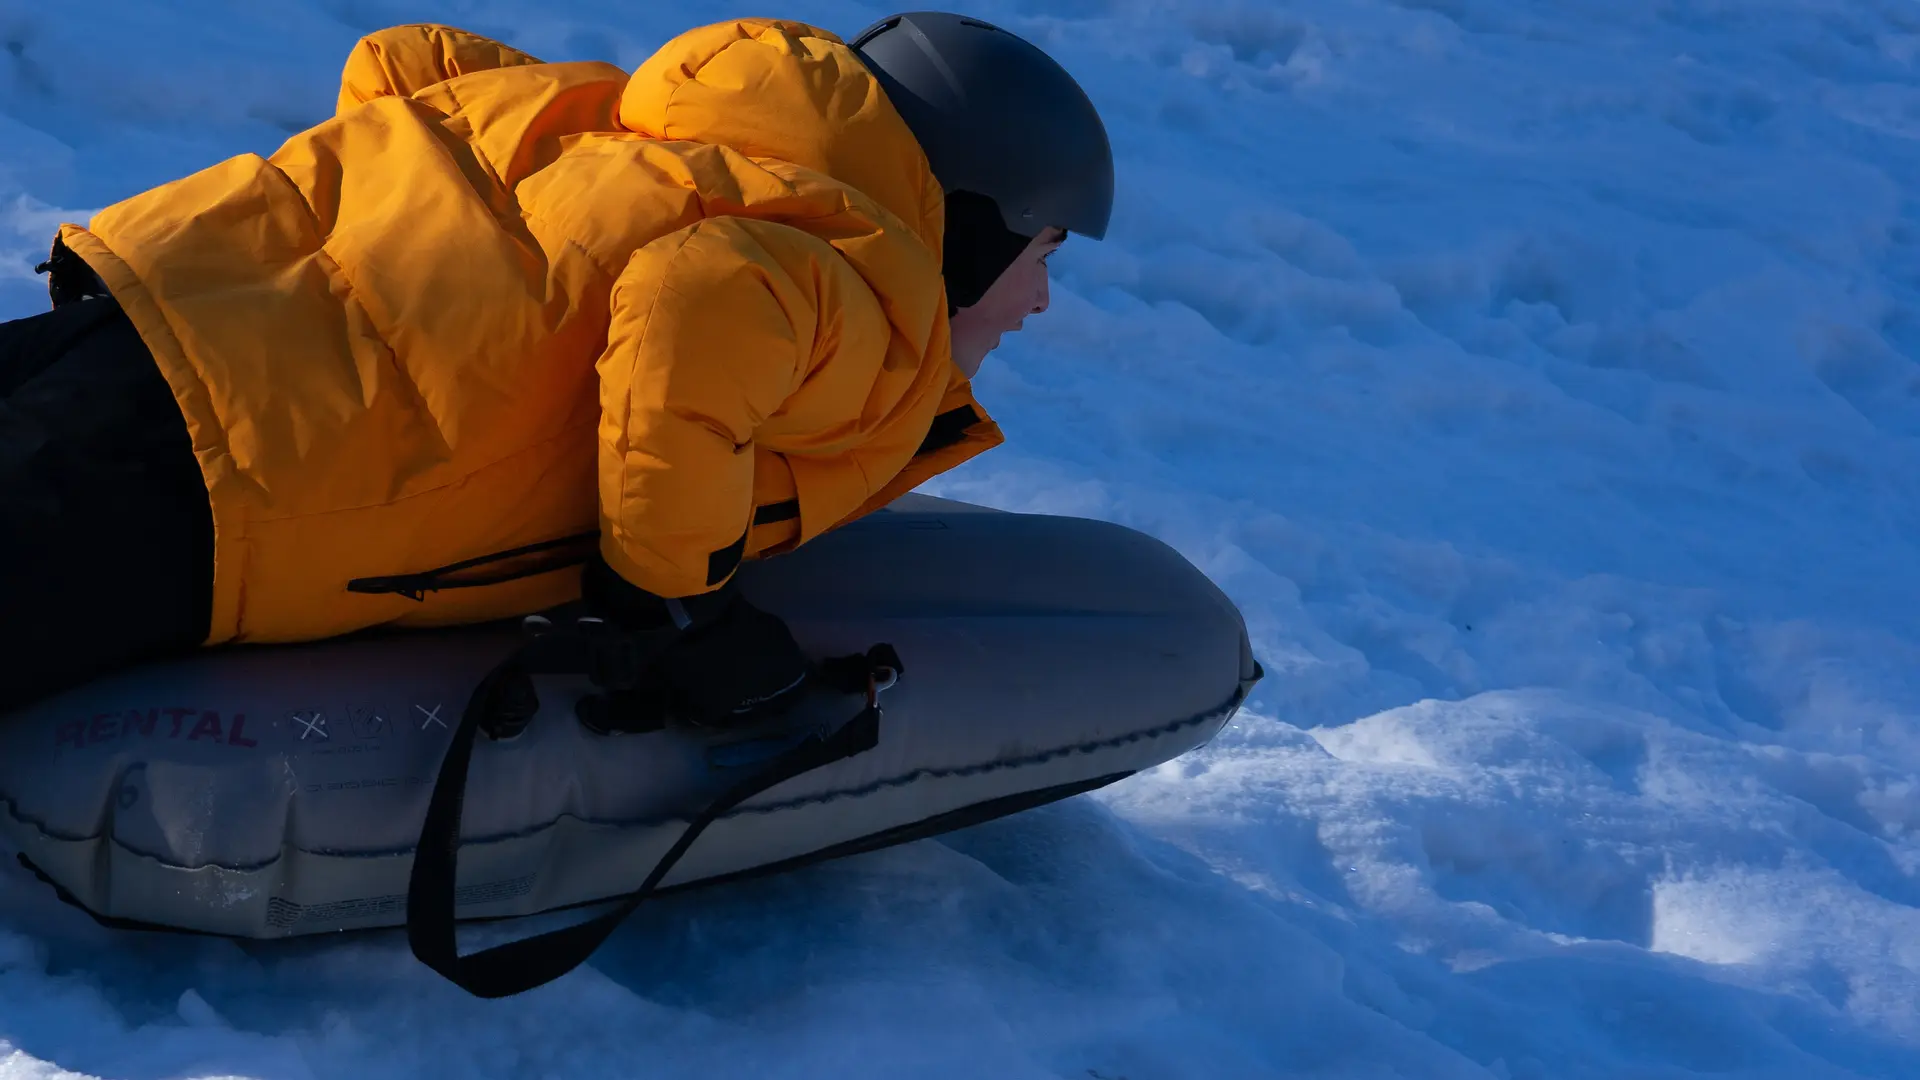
<box><xmin>598</xmin><ymin>217</ymin><xmax>863</xmax><ymax>599</ymax></box>
<box><xmin>336</xmin><ymin>24</ymin><xmax>544</xmax><ymax>113</ymax></box>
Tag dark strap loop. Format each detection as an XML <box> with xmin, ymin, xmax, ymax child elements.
<box><xmin>406</xmin><ymin>645</ymin><xmax>890</xmax><ymax>999</ymax></box>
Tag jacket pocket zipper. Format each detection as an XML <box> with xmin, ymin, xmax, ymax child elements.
<box><xmin>344</xmin><ymin>498</ymin><xmax>803</xmax><ymax>602</ymax></box>
<box><xmin>346</xmin><ymin>531</ymin><xmax>602</xmax><ymax>602</ymax></box>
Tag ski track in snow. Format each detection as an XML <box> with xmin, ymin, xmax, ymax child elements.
<box><xmin>4</xmin><ymin>0</ymin><xmax>1919</xmax><ymax>1076</ymax></box>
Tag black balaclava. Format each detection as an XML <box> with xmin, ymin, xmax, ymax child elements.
<box><xmin>943</xmin><ymin>190</ymin><xmax>1034</xmax><ymax>314</ymax></box>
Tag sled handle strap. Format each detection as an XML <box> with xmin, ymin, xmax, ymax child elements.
<box><xmin>406</xmin><ymin>648</ymin><xmax>893</xmax><ymax>1000</ymax></box>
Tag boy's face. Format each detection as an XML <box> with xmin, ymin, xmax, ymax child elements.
<box><xmin>949</xmin><ymin>227</ymin><xmax>1067</xmax><ymax>378</ymax></box>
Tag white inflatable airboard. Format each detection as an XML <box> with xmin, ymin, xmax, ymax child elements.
<box><xmin>0</xmin><ymin>497</ymin><xmax>1257</xmax><ymax>992</ymax></box>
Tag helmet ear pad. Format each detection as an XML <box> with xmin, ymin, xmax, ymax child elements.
<box><xmin>943</xmin><ymin>190</ymin><xmax>1035</xmax><ymax>313</ymax></box>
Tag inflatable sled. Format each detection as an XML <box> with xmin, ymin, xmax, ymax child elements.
<box><xmin>0</xmin><ymin>496</ymin><xmax>1259</xmax><ymax>997</ymax></box>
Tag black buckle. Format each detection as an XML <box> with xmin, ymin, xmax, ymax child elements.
<box><xmin>816</xmin><ymin>644</ymin><xmax>905</xmax><ymax>698</ymax></box>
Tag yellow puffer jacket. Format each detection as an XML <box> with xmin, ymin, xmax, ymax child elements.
<box><xmin>57</xmin><ymin>19</ymin><xmax>1002</xmax><ymax>645</ymax></box>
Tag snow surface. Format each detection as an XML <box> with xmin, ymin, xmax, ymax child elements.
<box><xmin>5</xmin><ymin>0</ymin><xmax>1920</xmax><ymax>1075</ymax></box>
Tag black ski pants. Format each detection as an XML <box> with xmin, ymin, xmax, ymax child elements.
<box><xmin>0</xmin><ymin>296</ymin><xmax>214</xmax><ymax>712</ymax></box>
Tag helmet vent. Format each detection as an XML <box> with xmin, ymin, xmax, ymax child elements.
<box><xmin>850</xmin><ymin>16</ymin><xmax>902</xmax><ymax>49</ymax></box>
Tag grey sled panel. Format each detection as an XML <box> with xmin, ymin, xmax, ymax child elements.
<box><xmin>0</xmin><ymin>505</ymin><xmax>1255</xmax><ymax>937</ymax></box>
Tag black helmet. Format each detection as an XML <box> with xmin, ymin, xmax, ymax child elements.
<box><xmin>852</xmin><ymin>12</ymin><xmax>1114</xmax><ymax>241</ymax></box>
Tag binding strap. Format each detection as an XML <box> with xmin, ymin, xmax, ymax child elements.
<box><xmin>406</xmin><ymin>641</ymin><xmax>897</xmax><ymax>999</ymax></box>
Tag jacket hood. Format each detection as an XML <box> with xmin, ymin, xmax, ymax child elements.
<box><xmin>619</xmin><ymin>19</ymin><xmax>944</xmax><ymax>252</ymax></box>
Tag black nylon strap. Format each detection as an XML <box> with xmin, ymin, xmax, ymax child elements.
<box><xmin>406</xmin><ymin>653</ymin><xmax>885</xmax><ymax>999</ymax></box>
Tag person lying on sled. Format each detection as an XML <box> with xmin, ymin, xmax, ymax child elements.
<box><xmin>0</xmin><ymin>12</ymin><xmax>1114</xmax><ymax>719</ymax></box>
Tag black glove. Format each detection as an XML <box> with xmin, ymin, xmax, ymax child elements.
<box><xmin>655</xmin><ymin>595</ymin><xmax>811</xmax><ymax>728</ymax></box>
<box><xmin>580</xmin><ymin>555</ymin><xmax>811</xmax><ymax>730</ymax></box>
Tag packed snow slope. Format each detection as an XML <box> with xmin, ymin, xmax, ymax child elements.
<box><xmin>5</xmin><ymin>0</ymin><xmax>1920</xmax><ymax>1076</ymax></box>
